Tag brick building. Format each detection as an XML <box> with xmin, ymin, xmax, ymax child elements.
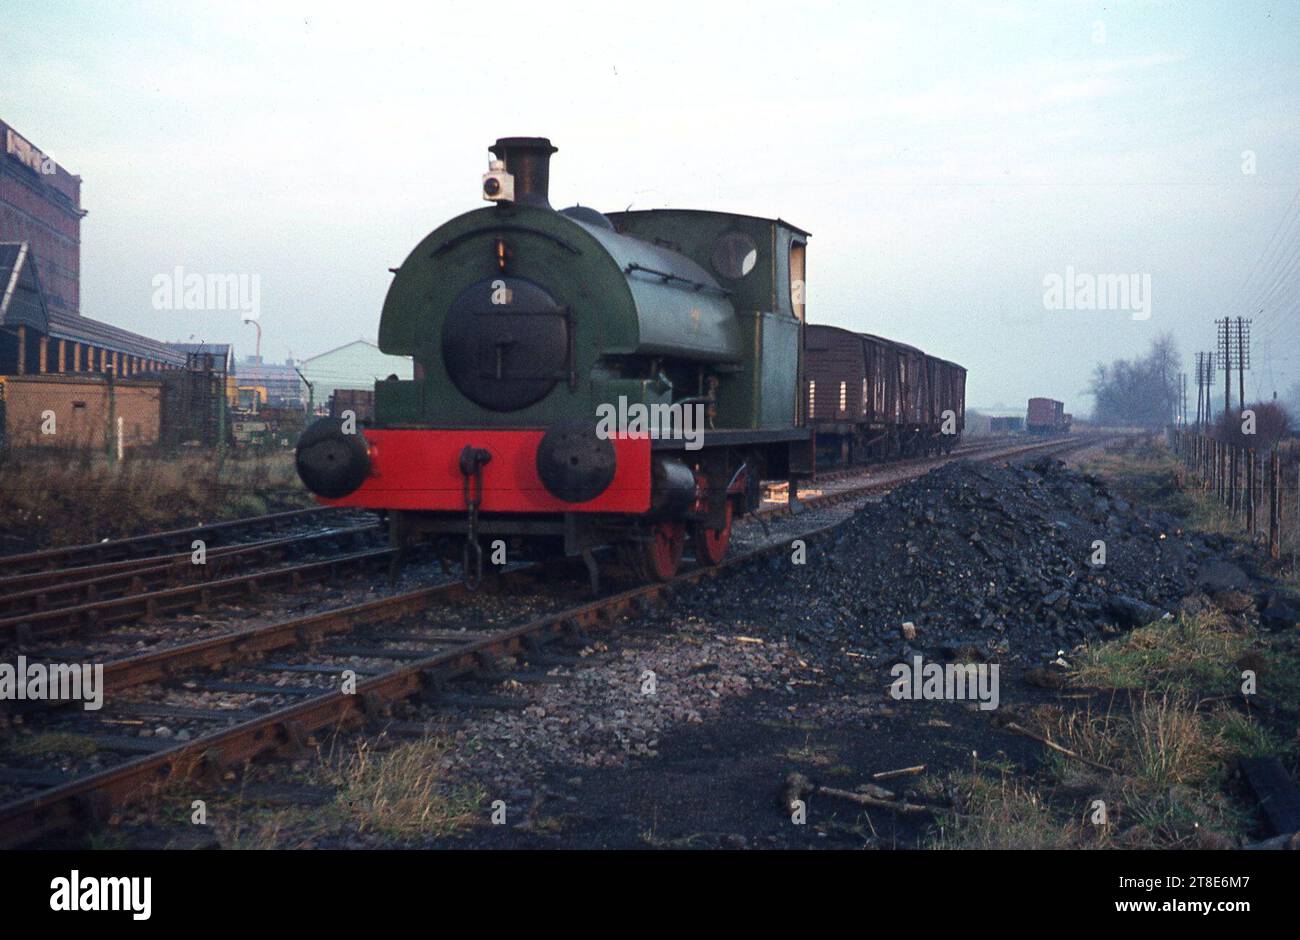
<box><xmin>0</xmin><ymin>118</ymin><xmax>185</xmax><ymax>379</ymax></box>
<box><xmin>0</xmin><ymin>373</ymin><xmax>162</xmax><ymax>450</ymax></box>
<box><xmin>0</xmin><ymin>118</ymin><xmax>83</xmax><ymax>317</ymax></box>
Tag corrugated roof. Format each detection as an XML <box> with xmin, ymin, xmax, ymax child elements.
<box><xmin>46</xmin><ymin>308</ymin><xmax>186</xmax><ymax>363</ymax></box>
<box><xmin>301</xmin><ymin>339</ymin><xmax>381</xmax><ymax>362</ymax></box>
<box><xmin>1</xmin><ymin>241</ymin><xmax>185</xmax><ymax>365</ymax></box>
<box><xmin>166</xmin><ymin>342</ymin><xmax>235</xmax><ymax>372</ymax></box>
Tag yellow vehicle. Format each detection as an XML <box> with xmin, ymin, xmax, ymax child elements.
<box><xmin>235</xmin><ymin>385</ymin><xmax>268</xmax><ymax>413</ymax></box>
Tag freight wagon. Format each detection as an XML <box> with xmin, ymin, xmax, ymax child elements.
<box><xmin>1026</xmin><ymin>397</ymin><xmax>1070</xmax><ymax>434</ymax></box>
<box><xmin>329</xmin><ymin>388</ymin><xmax>375</xmax><ymax>423</ymax></box>
<box><xmin>805</xmin><ymin>324</ymin><xmax>966</xmax><ymax>465</ymax></box>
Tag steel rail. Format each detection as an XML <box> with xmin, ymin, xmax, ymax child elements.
<box><xmin>0</xmin><ymin>524</ymin><xmax>383</xmax><ymax>616</ymax></box>
<box><xmin>0</xmin><ymin>507</ymin><xmax>360</xmax><ymax>577</ymax></box>
<box><xmin>0</xmin><ymin>545</ymin><xmax>401</xmax><ymax>642</ymax></box>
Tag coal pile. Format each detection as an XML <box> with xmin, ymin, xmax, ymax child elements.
<box><xmin>692</xmin><ymin>458</ymin><xmax>1226</xmax><ymax>663</ymax></box>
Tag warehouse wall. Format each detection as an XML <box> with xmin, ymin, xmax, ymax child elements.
<box><xmin>0</xmin><ymin>374</ymin><xmax>161</xmax><ymax>450</ymax></box>
<box><xmin>300</xmin><ymin>341</ymin><xmax>412</xmax><ymax>406</ymax></box>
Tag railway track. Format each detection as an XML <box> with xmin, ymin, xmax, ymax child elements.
<box><xmin>0</xmin><ymin>434</ymin><xmax>1071</xmax><ymax>647</ymax></box>
<box><xmin>0</xmin><ymin>432</ymin><xmax>1110</xmax><ymax>847</ymax></box>
<box><xmin>0</xmin><ymin>506</ymin><xmax>371</xmax><ymax>578</ymax></box>
<box><xmin>0</xmin><ymin>527</ymin><xmax>393</xmax><ymax>642</ymax></box>
<box><xmin>0</xmin><ymin>524</ymin><xmax>385</xmax><ymax>622</ymax></box>
<box><xmin>764</xmin><ymin>432</ymin><xmax>1090</xmax><ymax>514</ymax></box>
<box><xmin>759</xmin><ymin>433</ymin><xmax>1026</xmax><ymax>497</ymax></box>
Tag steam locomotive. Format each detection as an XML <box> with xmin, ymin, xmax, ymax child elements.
<box><xmin>295</xmin><ymin>137</ymin><xmax>964</xmax><ymax>587</ymax></box>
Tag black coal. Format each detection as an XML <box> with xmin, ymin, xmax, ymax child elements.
<box><xmin>688</xmin><ymin>458</ymin><xmax>1228</xmax><ymax>664</ymax></box>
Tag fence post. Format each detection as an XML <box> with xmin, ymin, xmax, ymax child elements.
<box><xmin>1246</xmin><ymin>448</ymin><xmax>1256</xmax><ymax>535</ymax></box>
<box><xmin>1229</xmin><ymin>444</ymin><xmax>1238</xmax><ymax>514</ymax></box>
<box><xmin>105</xmin><ymin>363</ymin><xmax>117</xmax><ymax>466</ymax></box>
<box><xmin>1215</xmin><ymin>440</ymin><xmax>1222</xmax><ymax>501</ymax></box>
<box><xmin>1217</xmin><ymin>441</ymin><xmax>1224</xmax><ymax>502</ymax></box>
<box><xmin>1216</xmin><ymin>442</ymin><xmax>1227</xmax><ymax>507</ymax></box>
<box><xmin>1269</xmin><ymin>448</ymin><xmax>1281</xmax><ymax>560</ymax></box>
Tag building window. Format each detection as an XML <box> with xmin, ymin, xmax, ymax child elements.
<box><xmin>807</xmin><ymin>380</ymin><xmax>816</xmax><ymax>415</ymax></box>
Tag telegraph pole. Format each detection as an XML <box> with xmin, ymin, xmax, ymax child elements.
<box><xmin>1197</xmin><ymin>351</ymin><xmax>1214</xmax><ymax>430</ymax></box>
<box><xmin>1193</xmin><ymin>354</ymin><xmax>1200</xmax><ymax>428</ymax></box>
<box><xmin>1216</xmin><ymin>318</ymin><xmax>1232</xmax><ymax>422</ymax></box>
<box><xmin>1196</xmin><ymin>353</ymin><xmax>1206</xmax><ymax>426</ymax></box>
<box><xmin>1234</xmin><ymin>317</ymin><xmax>1251</xmax><ymax>416</ymax></box>
<box><xmin>1194</xmin><ymin>353</ymin><xmax>1204</xmax><ymax>428</ymax></box>
<box><xmin>1207</xmin><ymin>352</ymin><xmax>1216</xmax><ymax>426</ymax></box>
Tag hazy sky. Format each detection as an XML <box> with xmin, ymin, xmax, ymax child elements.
<box><xmin>3</xmin><ymin>0</ymin><xmax>1298</xmax><ymax>413</ymax></box>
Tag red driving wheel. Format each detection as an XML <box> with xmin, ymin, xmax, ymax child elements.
<box><xmin>642</xmin><ymin>520</ymin><xmax>686</xmax><ymax>581</ymax></box>
<box><xmin>692</xmin><ymin>501</ymin><xmax>733</xmax><ymax>566</ymax></box>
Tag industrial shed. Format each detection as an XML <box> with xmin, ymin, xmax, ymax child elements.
<box><xmin>1</xmin><ymin>242</ymin><xmax>184</xmax><ymax>377</ymax></box>
<box><xmin>299</xmin><ymin>339</ymin><xmax>413</xmax><ymax>410</ymax></box>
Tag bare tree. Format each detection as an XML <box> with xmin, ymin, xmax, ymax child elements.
<box><xmin>1087</xmin><ymin>333</ymin><xmax>1181</xmax><ymax>427</ymax></box>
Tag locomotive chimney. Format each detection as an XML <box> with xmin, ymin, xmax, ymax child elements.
<box><xmin>489</xmin><ymin>137</ymin><xmax>557</xmax><ymax>209</ymax></box>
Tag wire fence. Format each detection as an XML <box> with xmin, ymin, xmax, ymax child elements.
<box><xmin>1168</xmin><ymin>428</ymin><xmax>1300</xmax><ymax>567</ymax></box>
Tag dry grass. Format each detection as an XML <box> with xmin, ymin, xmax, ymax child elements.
<box><xmin>1039</xmin><ymin>694</ymin><xmax>1226</xmax><ymax>793</ymax></box>
<box><xmin>786</xmin><ymin>734</ymin><xmax>839</xmax><ymax>767</ymax></box>
<box><xmin>1073</xmin><ymin>610</ymin><xmax>1253</xmax><ymax>695</ymax></box>
<box><xmin>1081</xmin><ymin>435</ymin><xmax>1299</xmax><ymax>573</ymax></box>
<box><xmin>216</xmin><ymin>805</ymin><xmax>319</xmax><ymax>851</ymax></box>
<box><xmin>1070</xmin><ymin>695</ymin><xmax>1247</xmax><ymax>846</ymax></box>
<box><xmin>326</xmin><ymin>737</ymin><xmax>483</xmax><ymax>840</ymax></box>
<box><xmin>931</xmin><ymin>688</ymin><xmax>1252</xmax><ymax>849</ymax></box>
<box><xmin>0</xmin><ymin>449</ymin><xmax>312</xmax><ymax>549</ymax></box>
<box><xmin>210</xmin><ymin>736</ymin><xmax>484</xmax><ymax>849</ymax></box>
<box><xmin>929</xmin><ymin>770</ymin><xmax>1086</xmax><ymax>849</ymax></box>
<box><xmin>928</xmin><ymin>605</ymin><xmax>1297</xmax><ymax>849</ymax></box>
